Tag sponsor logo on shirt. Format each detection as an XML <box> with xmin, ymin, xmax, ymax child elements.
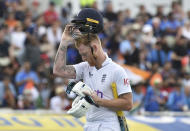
<box><xmin>124</xmin><ymin>78</ymin><xmax>130</xmax><ymax>86</ymax></box>
<box><xmin>95</xmin><ymin>89</ymin><xmax>103</xmax><ymax>98</ymax></box>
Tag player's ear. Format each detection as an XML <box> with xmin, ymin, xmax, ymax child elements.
<box><xmin>91</xmin><ymin>44</ymin><xmax>98</xmax><ymax>54</ymax></box>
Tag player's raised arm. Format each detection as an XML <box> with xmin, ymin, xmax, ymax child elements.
<box><xmin>53</xmin><ymin>25</ymin><xmax>76</xmax><ymax>79</ymax></box>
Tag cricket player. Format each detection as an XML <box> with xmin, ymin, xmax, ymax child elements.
<box><xmin>53</xmin><ymin>8</ymin><xmax>133</xmax><ymax>131</ymax></box>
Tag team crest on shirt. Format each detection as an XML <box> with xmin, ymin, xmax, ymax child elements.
<box><xmin>101</xmin><ymin>74</ymin><xmax>107</xmax><ymax>83</ymax></box>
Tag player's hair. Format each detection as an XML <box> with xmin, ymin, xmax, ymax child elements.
<box><xmin>74</xmin><ymin>34</ymin><xmax>100</xmax><ymax>48</ymax></box>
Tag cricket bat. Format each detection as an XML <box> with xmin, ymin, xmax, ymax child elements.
<box><xmin>111</xmin><ymin>83</ymin><xmax>129</xmax><ymax>131</ymax></box>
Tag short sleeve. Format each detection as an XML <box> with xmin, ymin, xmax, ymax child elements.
<box><xmin>73</xmin><ymin>62</ymin><xmax>88</xmax><ymax>81</ymax></box>
<box><xmin>114</xmin><ymin>67</ymin><xmax>132</xmax><ymax>96</ymax></box>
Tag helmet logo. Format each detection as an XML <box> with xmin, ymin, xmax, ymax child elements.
<box><xmin>86</xmin><ymin>18</ymin><xmax>99</xmax><ymax>24</ymax></box>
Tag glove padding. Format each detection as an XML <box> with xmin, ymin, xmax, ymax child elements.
<box><xmin>67</xmin><ymin>96</ymin><xmax>91</xmax><ymax>118</ymax></box>
<box><xmin>66</xmin><ymin>81</ymin><xmax>98</xmax><ymax>118</ymax></box>
<box><xmin>71</xmin><ymin>81</ymin><xmax>93</xmax><ymax>96</ymax></box>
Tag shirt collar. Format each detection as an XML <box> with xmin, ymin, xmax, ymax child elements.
<box><xmin>102</xmin><ymin>53</ymin><xmax>112</xmax><ymax>67</ymax></box>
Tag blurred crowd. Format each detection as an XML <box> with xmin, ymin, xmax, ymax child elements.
<box><xmin>0</xmin><ymin>0</ymin><xmax>190</xmax><ymax>113</ymax></box>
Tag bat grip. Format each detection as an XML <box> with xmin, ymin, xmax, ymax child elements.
<box><xmin>84</xmin><ymin>95</ymin><xmax>99</xmax><ymax>108</ymax></box>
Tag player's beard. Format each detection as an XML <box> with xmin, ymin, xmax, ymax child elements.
<box><xmin>88</xmin><ymin>55</ymin><xmax>97</xmax><ymax>67</ymax></box>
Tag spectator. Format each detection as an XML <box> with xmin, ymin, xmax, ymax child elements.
<box><xmin>155</xmin><ymin>5</ymin><xmax>165</xmax><ymax>19</ymax></box>
<box><xmin>160</xmin><ymin>36</ymin><xmax>172</xmax><ymax>61</ymax></box>
<box><xmin>50</xmin><ymin>86</ymin><xmax>70</xmax><ymax>112</ymax></box>
<box><xmin>35</xmin><ymin>15</ymin><xmax>47</xmax><ymax>38</ymax></box>
<box><xmin>132</xmin><ymin>83</ymin><xmax>144</xmax><ymax>110</ymax></box>
<box><xmin>107</xmin><ymin>24</ymin><xmax>122</xmax><ymax>61</ymax></box>
<box><xmin>161</xmin><ymin>61</ymin><xmax>176</xmax><ymax>87</ymax></box>
<box><xmin>23</xmin><ymin>16</ymin><xmax>36</xmax><ymax>35</ymax></box>
<box><xmin>30</xmin><ymin>0</ymin><xmax>40</xmax><ymax>19</ymax></box>
<box><xmin>176</xmin><ymin>20</ymin><xmax>190</xmax><ymax>40</ymax></box>
<box><xmin>5</xmin><ymin>12</ymin><xmax>19</xmax><ymax>31</ymax></box>
<box><xmin>182</xmin><ymin>72</ymin><xmax>190</xmax><ymax>87</ymax></box>
<box><xmin>136</xmin><ymin>5</ymin><xmax>152</xmax><ymax>24</ymax></box>
<box><xmin>123</xmin><ymin>9</ymin><xmax>134</xmax><ymax>25</ymax></box>
<box><xmin>10</xmin><ymin>22</ymin><xmax>26</xmax><ymax>63</ymax></box>
<box><xmin>140</xmin><ymin>24</ymin><xmax>157</xmax><ymax>50</ymax></box>
<box><xmin>123</xmin><ymin>38</ymin><xmax>140</xmax><ymax>66</ymax></box>
<box><xmin>0</xmin><ymin>76</ymin><xmax>16</xmax><ymax>108</ymax></box>
<box><xmin>164</xmin><ymin>12</ymin><xmax>181</xmax><ymax>36</ymax></box>
<box><xmin>151</xmin><ymin>17</ymin><xmax>163</xmax><ymax>37</ymax></box>
<box><xmin>171</xmin><ymin>36</ymin><xmax>188</xmax><ymax>71</ymax></box>
<box><xmin>170</xmin><ymin>1</ymin><xmax>185</xmax><ymax>22</ymax></box>
<box><xmin>17</xmin><ymin>88</ymin><xmax>38</xmax><ymax>110</ymax></box>
<box><xmin>167</xmin><ymin>82</ymin><xmax>187</xmax><ymax>111</ymax></box>
<box><xmin>144</xmin><ymin>78</ymin><xmax>166</xmax><ymax>111</ymax></box>
<box><xmin>43</xmin><ymin>1</ymin><xmax>58</xmax><ymax>26</ymax></box>
<box><xmin>39</xmin><ymin>34</ymin><xmax>55</xmax><ymax>59</ymax></box>
<box><xmin>117</xmin><ymin>11</ymin><xmax>125</xmax><ymax>25</ymax></box>
<box><xmin>139</xmin><ymin>49</ymin><xmax>150</xmax><ymax>70</ymax></box>
<box><xmin>15</xmin><ymin>61</ymin><xmax>40</xmax><ymax>95</ymax></box>
<box><xmin>36</xmin><ymin>78</ymin><xmax>51</xmax><ymax>108</ymax></box>
<box><xmin>46</xmin><ymin>21</ymin><xmax>62</xmax><ymax>48</ymax></box>
<box><xmin>0</xmin><ymin>0</ymin><xmax>7</xmax><ymax>20</ymax></box>
<box><xmin>22</xmin><ymin>35</ymin><xmax>41</xmax><ymax>70</ymax></box>
<box><xmin>103</xmin><ymin>2</ymin><xmax>118</xmax><ymax>22</ymax></box>
<box><xmin>1</xmin><ymin>23</ymin><xmax>11</xmax><ymax>43</ymax></box>
<box><xmin>119</xmin><ymin>30</ymin><xmax>140</xmax><ymax>61</ymax></box>
<box><xmin>13</xmin><ymin>0</ymin><xmax>27</xmax><ymax>21</ymax></box>
<box><xmin>147</xmin><ymin>41</ymin><xmax>166</xmax><ymax>66</ymax></box>
<box><xmin>0</xmin><ymin>26</ymin><xmax>13</xmax><ymax>67</ymax></box>
<box><xmin>60</xmin><ymin>8</ymin><xmax>69</xmax><ymax>27</ymax></box>
<box><xmin>0</xmin><ymin>64</ymin><xmax>16</xmax><ymax>82</ymax></box>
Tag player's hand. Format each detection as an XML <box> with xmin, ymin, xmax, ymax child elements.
<box><xmin>83</xmin><ymin>91</ymin><xmax>101</xmax><ymax>106</ymax></box>
<box><xmin>61</xmin><ymin>24</ymin><xmax>73</xmax><ymax>45</ymax></box>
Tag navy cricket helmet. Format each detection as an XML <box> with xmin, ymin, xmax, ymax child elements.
<box><xmin>71</xmin><ymin>8</ymin><xmax>103</xmax><ymax>34</ymax></box>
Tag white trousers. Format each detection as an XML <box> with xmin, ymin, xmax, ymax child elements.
<box><xmin>84</xmin><ymin>121</ymin><xmax>120</xmax><ymax>131</ymax></box>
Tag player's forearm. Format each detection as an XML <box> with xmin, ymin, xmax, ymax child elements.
<box><xmin>53</xmin><ymin>42</ymin><xmax>76</xmax><ymax>78</ymax></box>
<box><xmin>53</xmin><ymin>42</ymin><xmax>67</xmax><ymax>71</ymax></box>
<box><xmin>97</xmin><ymin>98</ymin><xmax>133</xmax><ymax>111</ymax></box>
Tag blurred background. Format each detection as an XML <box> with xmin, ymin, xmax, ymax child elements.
<box><xmin>0</xmin><ymin>0</ymin><xmax>190</xmax><ymax>130</ymax></box>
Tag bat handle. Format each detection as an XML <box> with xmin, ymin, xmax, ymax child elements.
<box><xmin>84</xmin><ymin>95</ymin><xmax>99</xmax><ymax>108</ymax></box>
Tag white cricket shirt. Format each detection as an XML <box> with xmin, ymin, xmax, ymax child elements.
<box><xmin>73</xmin><ymin>54</ymin><xmax>132</xmax><ymax>122</ymax></box>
